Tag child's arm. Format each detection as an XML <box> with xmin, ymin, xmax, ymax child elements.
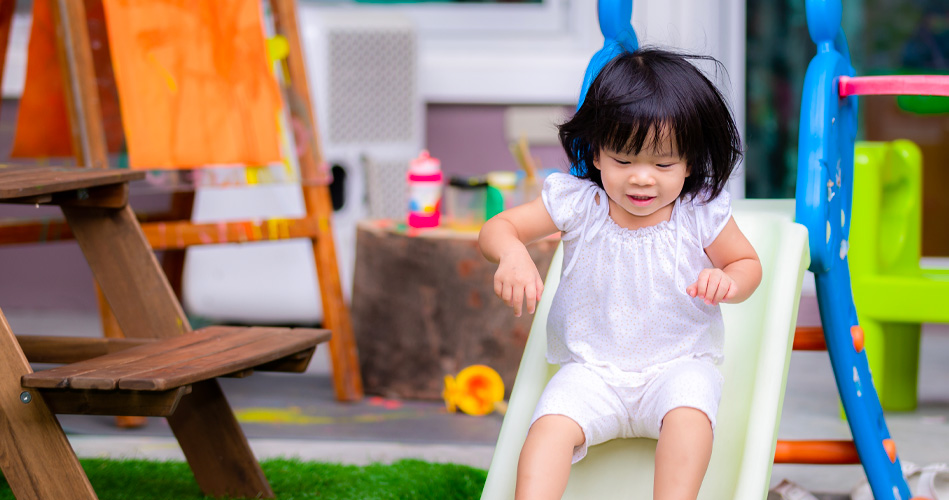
<box><xmin>687</xmin><ymin>217</ymin><xmax>762</xmax><ymax>305</ymax></box>
<box><xmin>479</xmin><ymin>197</ymin><xmax>560</xmax><ymax>317</ymax></box>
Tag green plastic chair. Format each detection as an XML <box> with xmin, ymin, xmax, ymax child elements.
<box><xmin>481</xmin><ymin>201</ymin><xmax>809</xmax><ymax>499</ymax></box>
<box><xmin>849</xmin><ymin>139</ymin><xmax>945</xmax><ymax>411</ymax></box>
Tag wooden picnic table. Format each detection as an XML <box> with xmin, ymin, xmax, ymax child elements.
<box><xmin>0</xmin><ymin>165</ymin><xmax>330</xmax><ymax>499</ymax></box>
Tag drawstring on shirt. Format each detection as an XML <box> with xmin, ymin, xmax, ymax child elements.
<box><xmin>673</xmin><ymin>199</ymin><xmax>685</xmax><ymax>291</ymax></box>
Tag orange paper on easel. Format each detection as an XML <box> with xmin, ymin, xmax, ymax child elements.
<box><xmin>11</xmin><ymin>0</ymin><xmax>75</xmax><ymax>158</ymax></box>
<box><xmin>13</xmin><ymin>0</ymin><xmax>129</xmax><ymax>159</ymax></box>
<box><xmin>102</xmin><ymin>0</ymin><xmax>283</xmax><ymax>169</ymax></box>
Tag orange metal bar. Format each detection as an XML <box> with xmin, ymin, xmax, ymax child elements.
<box><xmin>792</xmin><ymin>326</ymin><xmax>827</xmax><ymax>351</ymax></box>
<box><xmin>774</xmin><ymin>440</ymin><xmax>860</xmax><ymax>464</ymax></box>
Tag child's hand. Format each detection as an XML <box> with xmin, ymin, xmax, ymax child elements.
<box><xmin>687</xmin><ymin>268</ymin><xmax>736</xmax><ymax>306</ymax></box>
<box><xmin>494</xmin><ymin>247</ymin><xmax>544</xmax><ymax>317</ymax></box>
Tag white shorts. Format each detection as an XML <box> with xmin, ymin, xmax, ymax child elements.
<box><xmin>530</xmin><ymin>359</ymin><xmax>723</xmax><ymax>463</ymax></box>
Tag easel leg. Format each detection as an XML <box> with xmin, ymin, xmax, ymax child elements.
<box><xmin>0</xmin><ymin>0</ymin><xmax>14</xmax><ymax>97</ymax></box>
<box><xmin>269</xmin><ymin>0</ymin><xmax>363</xmax><ymax>401</ymax></box>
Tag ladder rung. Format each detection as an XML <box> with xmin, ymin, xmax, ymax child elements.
<box><xmin>774</xmin><ymin>439</ymin><xmax>860</xmax><ymax>464</ymax></box>
<box><xmin>792</xmin><ymin>326</ymin><xmax>827</xmax><ymax>351</ymax></box>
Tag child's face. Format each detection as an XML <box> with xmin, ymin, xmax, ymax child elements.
<box><xmin>592</xmin><ymin>134</ymin><xmax>689</xmax><ymax>230</ymax></box>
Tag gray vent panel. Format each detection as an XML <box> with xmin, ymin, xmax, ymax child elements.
<box><xmin>364</xmin><ymin>155</ymin><xmax>411</xmax><ymax>220</ymax></box>
<box><xmin>328</xmin><ymin>30</ymin><xmax>416</xmax><ymax>144</ymax></box>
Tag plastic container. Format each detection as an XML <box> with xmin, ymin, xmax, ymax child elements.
<box><xmin>445</xmin><ymin>176</ymin><xmax>488</xmax><ymax>231</ymax></box>
<box><xmin>407</xmin><ymin>150</ymin><xmax>443</xmax><ymax>228</ymax></box>
<box><xmin>486</xmin><ymin>171</ymin><xmax>518</xmax><ymax>220</ymax></box>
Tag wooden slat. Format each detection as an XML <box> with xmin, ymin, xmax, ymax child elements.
<box><xmin>0</xmin><ymin>218</ymin><xmax>74</xmax><ymax>245</ymax></box>
<box><xmin>168</xmin><ymin>380</ymin><xmax>274</xmax><ymax>498</ymax></box>
<box><xmin>0</xmin><ymin>166</ymin><xmax>143</xmax><ymax>199</ymax></box>
<box><xmin>69</xmin><ymin>327</ymin><xmax>283</xmax><ymax>390</ymax></box>
<box><xmin>41</xmin><ymin>386</ymin><xmax>190</xmax><ymax>416</ymax></box>
<box><xmin>140</xmin><ymin>216</ymin><xmax>320</xmax><ymax>250</ymax></box>
<box><xmin>0</xmin><ymin>310</ymin><xmax>97</xmax><ymax>500</ymax></box>
<box><xmin>22</xmin><ymin>327</ymin><xmax>328</xmax><ymax>391</ymax></box>
<box><xmin>62</xmin><ymin>204</ymin><xmax>192</xmax><ymax>339</ymax></box>
<box><xmin>255</xmin><ymin>347</ymin><xmax>317</xmax><ymax>373</ymax></box>
<box><xmin>21</xmin><ymin>326</ymin><xmax>249</xmax><ymax>389</ymax></box>
<box><xmin>4</xmin><ymin>183</ymin><xmax>129</xmax><ymax>208</ymax></box>
<box><xmin>17</xmin><ymin>335</ymin><xmax>153</xmax><ymax>364</ymax></box>
<box><xmin>118</xmin><ymin>328</ymin><xmax>329</xmax><ymax>390</ymax></box>
<box><xmin>271</xmin><ymin>0</ymin><xmax>364</xmax><ymax>402</ymax></box>
<box><xmin>0</xmin><ymin>214</ymin><xmax>319</xmax><ymax>247</ymax></box>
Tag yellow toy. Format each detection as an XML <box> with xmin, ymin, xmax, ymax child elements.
<box><xmin>443</xmin><ymin>365</ymin><xmax>507</xmax><ymax>416</ymax></box>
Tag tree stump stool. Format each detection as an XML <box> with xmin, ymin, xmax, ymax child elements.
<box><xmin>352</xmin><ymin>220</ymin><xmax>559</xmax><ymax>400</ymax></box>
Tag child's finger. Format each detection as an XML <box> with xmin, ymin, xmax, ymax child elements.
<box><xmin>723</xmin><ymin>281</ymin><xmax>738</xmax><ymax>301</ymax></box>
<box><xmin>704</xmin><ymin>273</ymin><xmax>722</xmax><ymax>304</ymax></box>
<box><xmin>686</xmin><ymin>283</ymin><xmax>697</xmax><ymax>296</ymax></box>
<box><xmin>711</xmin><ymin>280</ymin><xmax>729</xmax><ymax>304</ymax></box>
<box><xmin>536</xmin><ymin>277</ymin><xmax>544</xmax><ymax>303</ymax></box>
<box><xmin>524</xmin><ymin>285</ymin><xmax>537</xmax><ymax>315</ymax></box>
<box><xmin>501</xmin><ymin>283</ymin><xmax>513</xmax><ymax>306</ymax></box>
<box><xmin>512</xmin><ymin>286</ymin><xmax>524</xmax><ymax>317</ymax></box>
<box><xmin>494</xmin><ymin>277</ymin><xmax>503</xmax><ymax>299</ymax></box>
<box><xmin>695</xmin><ymin>271</ymin><xmax>710</xmax><ymax>298</ymax></box>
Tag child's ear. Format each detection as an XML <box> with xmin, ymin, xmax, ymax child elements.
<box><xmin>685</xmin><ymin>164</ymin><xmax>691</xmax><ymax>177</ymax></box>
<box><xmin>592</xmin><ymin>152</ymin><xmax>601</xmax><ymax>171</ymax></box>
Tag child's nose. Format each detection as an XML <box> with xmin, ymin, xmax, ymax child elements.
<box><xmin>628</xmin><ymin>168</ymin><xmax>655</xmax><ymax>186</ymax></box>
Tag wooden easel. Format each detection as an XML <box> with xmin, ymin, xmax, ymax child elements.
<box><xmin>0</xmin><ymin>0</ymin><xmax>363</xmax><ymax>402</ymax></box>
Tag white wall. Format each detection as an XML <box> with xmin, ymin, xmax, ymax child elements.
<box><xmin>299</xmin><ymin>0</ymin><xmax>746</xmax><ymax>194</ymax></box>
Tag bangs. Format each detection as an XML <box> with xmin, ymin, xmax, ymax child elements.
<box><xmin>602</xmin><ymin>119</ymin><xmax>680</xmax><ymax>159</ymax></box>
<box><xmin>593</xmin><ymin>79</ymin><xmax>696</xmax><ymax>162</ymax></box>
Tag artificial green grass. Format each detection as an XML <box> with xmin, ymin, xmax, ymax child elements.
<box><xmin>0</xmin><ymin>458</ymin><xmax>487</xmax><ymax>500</ymax></box>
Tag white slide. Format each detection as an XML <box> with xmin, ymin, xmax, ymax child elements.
<box><xmin>480</xmin><ymin>200</ymin><xmax>809</xmax><ymax>500</ymax></box>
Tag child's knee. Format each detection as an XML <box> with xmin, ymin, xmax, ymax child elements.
<box><xmin>529</xmin><ymin>414</ymin><xmax>586</xmax><ymax>448</ymax></box>
<box><xmin>660</xmin><ymin>406</ymin><xmax>713</xmax><ymax>433</ymax></box>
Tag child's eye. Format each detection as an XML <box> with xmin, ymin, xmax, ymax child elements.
<box><xmin>612</xmin><ymin>157</ymin><xmax>631</xmax><ymax>165</ymax></box>
<box><xmin>657</xmin><ymin>163</ymin><xmax>675</xmax><ymax>168</ymax></box>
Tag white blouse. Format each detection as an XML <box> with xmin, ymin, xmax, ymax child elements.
<box><xmin>541</xmin><ymin>173</ymin><xmax>732</xmax><ymax>387</ymax></box>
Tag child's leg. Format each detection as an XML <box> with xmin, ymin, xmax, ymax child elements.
<box><xmin>653</xmin><ymin>407</ymin><xmax>713</xmax><ymax>500</ymax></box>
<box><xmin>515</xmin><ymin>414</ymin><xmax>585</xmax><ymax>500</ymax></box>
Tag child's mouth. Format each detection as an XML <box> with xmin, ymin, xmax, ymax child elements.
<box><xmin>627</xmin><ymin>195</ymin><xmax>655</xmax><ymax>207</ymax></box>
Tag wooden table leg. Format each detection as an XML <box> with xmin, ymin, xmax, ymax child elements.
<box><xmin>0</xmin><ymin>310</ymin><xmax>97</xmax><ymax>500</ymax></box>
<box><xmin>167</xmin><ymin>380</ymin><xmax>274</xmax><ymax>498</ymax></box>
<box><xmin>62</xmin><ymin>205</ymin><xmax>190</xmax><ymax>340</ymax></box>
<box><xmin>63</xmin><ymin>204</ymin><xmax>273</xmax><ymax>497</ymax></box>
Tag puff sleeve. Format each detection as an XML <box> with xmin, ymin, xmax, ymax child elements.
<box><xmin>693</xmin><ymin>190</ymin><xmax>732</xmax><ymax>248</ymax></box>
<box><xmin>541</xmin><ymin>173</ymin><xmax>599</xmax><ymax>235</ymax></box>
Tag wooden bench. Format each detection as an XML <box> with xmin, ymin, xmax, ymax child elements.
<box><xmin>18</xmin><ymin>326</ymin><xmax>329</xmax><ymax>416</ymax></box>
<box><xmin>0</xmin><ymin>166</ymin><xmax>334</xmax><ymax>499</ymax></box>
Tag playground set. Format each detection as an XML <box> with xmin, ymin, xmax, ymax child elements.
<box><xmin>482</xmin><ymin>0</ymin><xmax>949</xmax><ymax>499</ymax></box>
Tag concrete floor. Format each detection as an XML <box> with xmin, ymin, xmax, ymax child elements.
<box><xmin>4</xmin><ymin>306</ymin><xmax>948</xmax><ymax>499</ymax></box>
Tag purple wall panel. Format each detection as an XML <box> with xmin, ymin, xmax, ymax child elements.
<box><xmin>426</xmin><ymin>104</ymin><xmax>570</xmax><ymax>178</ymax></box>
<box><xmin>0</xmin><ymin>242</ymin><xmax>99</xmax><ymax>311</ymax></box>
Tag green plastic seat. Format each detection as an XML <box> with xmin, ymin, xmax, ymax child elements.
<box><xmin>849</xmin><ymin>139</ymin><xmax>944</xmax><ymax>411</ymax></box>
<box><xmin>481</xmin><ymin>202</ymin><xmax>809</xmax><ymax>499</ymax></box>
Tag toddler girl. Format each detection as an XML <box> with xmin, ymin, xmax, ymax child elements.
<box><xmin>479</xmin><ymin>47</ymin><xmax>762</xmax><ymax>500</ymax></box>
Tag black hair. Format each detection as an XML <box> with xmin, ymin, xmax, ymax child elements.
<box><xmin>558</xmin><ymin>47</ymin><xmax>743</xmax><ymax>202</ymax></box>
